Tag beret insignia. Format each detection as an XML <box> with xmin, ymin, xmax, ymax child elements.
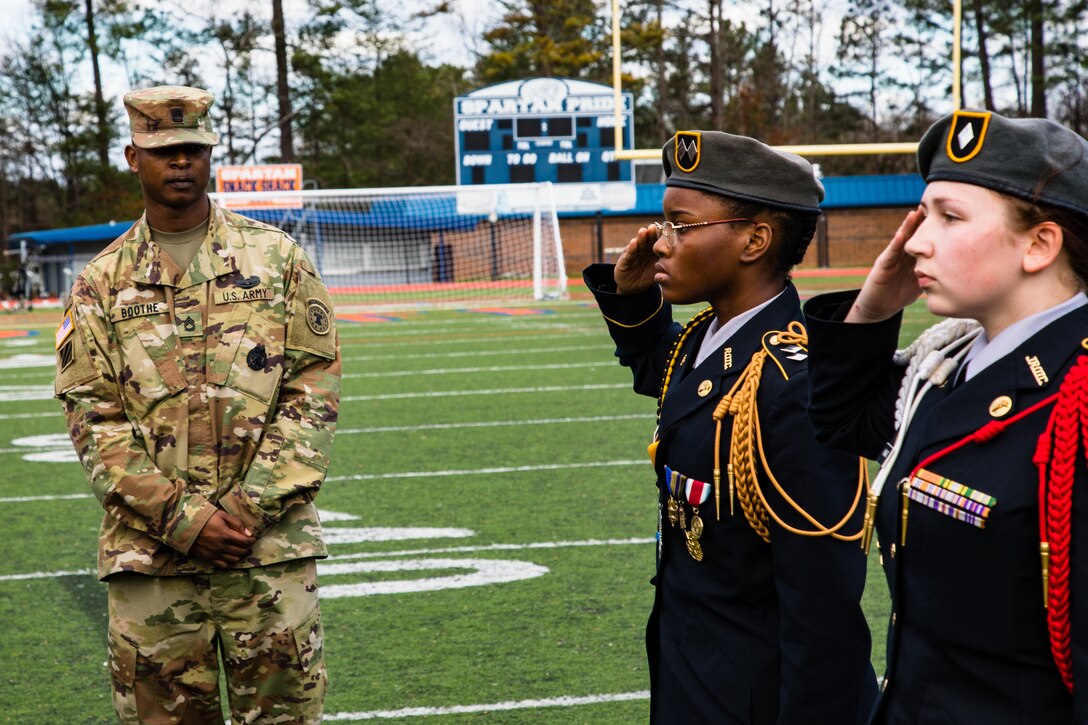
<box><xmin>675</xmin><ymin>131</ymin><xmax>701</xmax><ymax>173</ymax></box>
<box><xmin>946</xmin><ymin>110</ymin><xmax>991</xmax><ymax>164</ymax></box>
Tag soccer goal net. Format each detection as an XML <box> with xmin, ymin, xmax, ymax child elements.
<box><xmin>211</xmin><ymin>183</ymin><xmax>567</xmax><ymax>307</ymax></box>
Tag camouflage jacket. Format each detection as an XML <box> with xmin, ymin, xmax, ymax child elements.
<box><xmin>55</xmin><ymin>202</ymin><xmax>341</xmax><ymax>580</ymax></box>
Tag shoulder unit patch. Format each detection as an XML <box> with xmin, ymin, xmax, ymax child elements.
<box><xmin>306</xmin><ymin>298</ymin><xmax>331</xmax><ymax>336</ymax></box>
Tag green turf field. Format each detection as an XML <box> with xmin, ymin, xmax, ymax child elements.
<box><xmin>0</xmin><ymin>279</ymin><xmax>938</xmax><ymax>723</ymax></box>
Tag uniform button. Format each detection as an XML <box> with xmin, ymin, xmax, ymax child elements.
<box><xmin>989</xmin><ymin>395</ymin><xmax>1013</xmax><ymax>417</ymax></box>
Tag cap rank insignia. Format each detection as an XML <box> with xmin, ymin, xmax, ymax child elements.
<box><xmin>946</xmin><ymin>110</ymin><xmax>991</xmax><ymax>163</ymax></box>
<box><xmin>675</xmin><ymin>131</ymin><xmax>701</xmax><ymax>173</ymax></box>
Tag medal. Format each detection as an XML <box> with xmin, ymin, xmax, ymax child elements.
<box><xmin>685</xmin><ymin>531</ymin><xmax>704</xmax><ymax>561</ymax></box>
<box><xmin>683</xmin><ymin>477</ymin><xmax>709</xmax><ymax>561</ymax></box>
<box><xmin>690</xmin><ymin>510</ymin><xmax>704</xmax><ymax>539</ymax></box>
<box><xmin>665</xmin><ymin>466</ymin><xmax>685</xmax><ymax>528</ymax></box>
<box><xmin>684</xmin><ymin>506</ymin><xmax>705</xmax><ymax>561</ymax></box>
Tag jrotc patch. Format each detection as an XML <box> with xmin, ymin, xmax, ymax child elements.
<box><xmin>674</xmin><ymin>131</ymin><xmax>701</xmax><ymax>173</ymax></box>
<box><xmin>946</xmin><ymin>110</ymin><xmax>991</xmax><ymax>163</ymax></box>
<box><xmin>306</xmin><ymin>298</ymin><xmax>332</xmax><ymax>336</ymax></box>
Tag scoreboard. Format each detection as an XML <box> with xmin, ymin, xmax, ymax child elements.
<box><xmin>454</xmin><ymin>78</ymin><xmax>634</xmax><ymax>187</ymax></box>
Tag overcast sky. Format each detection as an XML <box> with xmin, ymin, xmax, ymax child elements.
<box><xmin>0</xmin><ymin>0</ymin><xmax>497</xmax><ymax>66</ymax></box>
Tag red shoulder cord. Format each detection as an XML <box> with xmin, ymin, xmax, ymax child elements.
<box><xmin>1034</xmin><ymin>352</ymin><xmax>1088</xmax><ymax>693</ymax></box>
<box><xmin>900</xmin><ymin>367</ymin><xmax>1075</xmax><ymax>689</ymax></box>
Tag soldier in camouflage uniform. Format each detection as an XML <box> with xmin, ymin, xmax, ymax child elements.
<box><xmin>53</xmin><ymin>85</ymin><xmax>341</xmax><ymax>724</ymax></box>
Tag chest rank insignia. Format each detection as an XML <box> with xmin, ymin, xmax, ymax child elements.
<box><xmin>247</xmin><ymin>343</ymin><xmax>267</xmax><ymax>371</ymax></box>
<box><xmin>177</xmin><ymin>312</ymin><xmax>203</xmax><ymax>338</ymax></box>
<box><xmin>306</xmin><ymin>298</ymin><xmax>332</xmax><ymax>335</ymax></box>
<box><xmin>1025</xmin><ymin>355</ymin><xmax>1048</xmax><ymax>386</ymax></box>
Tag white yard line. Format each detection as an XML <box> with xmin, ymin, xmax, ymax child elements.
<box><xmin>0</xmin><ymin>493</ymin><xmax>91</xmax><ymax>503</ymax></box>
<box><xmin>0</xmin><ymin>460</ymin><xmax>646</xmax><ymax>501</ymax></box>
<box><xmin>336</xmin><ymin>413</ymin><xmax>646</xmax><ymax>434</ymax></box>
<box><xmin>0</xmin><ymin>415</ymin><xmax>647</xmax><ymax>452</ymax></box>
<box><xmin>338</xmin><ymin>328</ymin><xmax>600</xmax><ymax>343</ymax></box>
<box><xmin>0</xmin><ymin>536</ymin><xmax>653</xmax><ymax>582</ymax></box>
<box><xmin>341</xmin><ymin>344</ymin><xmax>609</xmax><ymax>362</ymax></box>
<box><xmin>343</xmin><ymin>361</ymin><xmax>614</xmax><ymax>379</ymax></box>
<box><xmin>326</xmin><ymin>459</ymin><xmax>645</xmax><ymax>482</ymax></box>
<box><xmin>340</xmin><ymin>383</ymin><xmax>628</xmax><ymax>402</ymax></box>
<box><xmin>0</xmin><ymin>382</ymin><xmax>630</xmax><ymax>405</ymax></box>
<box><xmin>325</xmin><ymin>690</ymin><xmax>650</xmax><ymax>720</ymax></box>
<box><xmin>0</xmin><ymin>411</ymin><xmax>61</xmax><ymax>420</ymax></box>
<box><xmin>326</xmin><ymin>537</ymin><xmax>654</xmax><ymax>562</ymax></box>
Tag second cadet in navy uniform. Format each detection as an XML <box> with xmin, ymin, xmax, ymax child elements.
<box><xmin>584</xmin><ymin>131</ymin><xmax>878</xmax><ymax>724</ymax></box>
<box><xmin>804</xmin><ymin>111</ymin><xmax>1088</xmax><ymax>722</ymax></box>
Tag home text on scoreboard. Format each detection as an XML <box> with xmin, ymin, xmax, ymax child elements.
<box><xmin>454</xmin><ymin>78</ymin><xmax>634</xmax><ymax>186</ymax></box>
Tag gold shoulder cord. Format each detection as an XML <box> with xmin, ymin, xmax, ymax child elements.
<box><xmin>711</xmin><ymin>320</ymin><xmax>869</xmax><ymax>541</ymax></box>
<box><xmin>656</xmin><ymin>307</ymin><xmax>717</xmax><ymax>423</ymax></box>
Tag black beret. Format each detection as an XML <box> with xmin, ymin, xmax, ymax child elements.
<box><xmin>662</xmin><ymin>130</ymin><xmax>824</xmax><ymax>214</ymax></box>
<box><xmin>918</xmin><ymin>110</ymin><xmax>1088</xmax><ymax>218</ymax></box>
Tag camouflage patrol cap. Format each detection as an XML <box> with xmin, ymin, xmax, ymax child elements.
<box><xmin>123</xmin><ymin>85</ymin><xmax>219</xmax><ymax>149</ymax></box>
<box><xmin>662</xmin><ymin>130</ymin><xmax>824</xmax><ymax>213</ymax></box>
<box><xmin>918</xmin><ymin>110</ymin><xmax>1088</xmax><ymax>218</ymax></box>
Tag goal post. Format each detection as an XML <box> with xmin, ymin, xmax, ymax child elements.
<box><xmin>210</xmin><ymin>182</ymin><xmax>567</xmax><ymax>307</ymax></box>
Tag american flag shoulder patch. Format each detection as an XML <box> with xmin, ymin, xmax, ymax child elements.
<box><xmin>55</xmin><ymin>312</ymin><xmax>74</xmax><ymax>349</ymax></box>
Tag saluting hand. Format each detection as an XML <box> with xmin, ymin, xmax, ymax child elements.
<box><xmin>847</xmin><ymin>207</ymin><xmax>925</xmax><ymax>323</ymax></box>
<box><xmin>190</xmin><ymin>510</ymin><xmax>256</xmax><ymax>568</ymax></box>
<box><xmin>614</xmin><ymin>225</ymin><xmax>661</xmax><ymax>294</ymax></box>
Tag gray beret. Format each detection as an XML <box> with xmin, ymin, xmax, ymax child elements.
<box><xmin>662</xmin><ymin>130</ymin><xmax>824</xmax><ymax>214</ymax></box>
<box><xmin>918</xmin><ymin>110</ymin><xmax>1088</xmax><ymax>218</ymax></box>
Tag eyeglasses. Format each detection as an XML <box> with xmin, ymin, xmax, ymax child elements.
<box><xmin>652</xmin><ymin>218</ymin><xmax>756</xmax><ymax>248</ymax></box>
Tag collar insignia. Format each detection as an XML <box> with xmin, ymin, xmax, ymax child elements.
<box><xmin>1025</xmin><ymin>355</ymin><xmax>1049</xmax><ymax>386</ymax></box>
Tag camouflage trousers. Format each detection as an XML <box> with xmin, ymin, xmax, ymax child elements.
<box><xmin>106</xmin><ymin>558</ymin><xmax>326</xmax><ymax>724</ymax></box>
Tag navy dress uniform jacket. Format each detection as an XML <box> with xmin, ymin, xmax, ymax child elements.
<box><xmin>804</xmin><ymin>290</ymin><xmax>1088</xmax><ymax>724</ymax></box>
<box><xmin>585</xmin><ymin>266</ymin><xmax>878</xmax><ymax>725</ymax></box>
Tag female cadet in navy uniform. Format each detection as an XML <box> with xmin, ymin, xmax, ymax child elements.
<box><xmin>804</xmin><ymin>111</ymin><xmax>1088</xmax><ymax>723</ymax></box>
<box><xmin>583</xmin><ymin>131</ymin><xmax>878</xmax><ymax>724</ymax></box>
